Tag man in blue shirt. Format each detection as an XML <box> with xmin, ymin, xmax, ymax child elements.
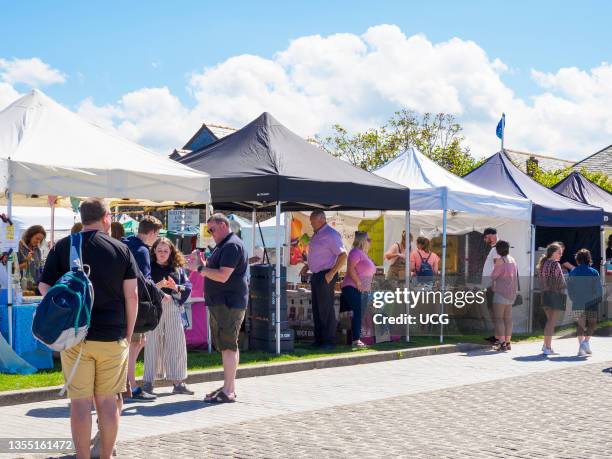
<box><xmin>200</xmin><ymin>213</ymin><xmax>248</xmax><ymax>403</ymax></box>
<box><xmin>568</xmin><ymin>249</ymin><xmax>602</xmax><ymax>357</ymax></box>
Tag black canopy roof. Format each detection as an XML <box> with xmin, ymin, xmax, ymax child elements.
<box><xmin>177</xmin><ymin>112</ymin><xmax>410</xmax><ymax>211</ymax></box>
<box><xmin>552</xmin><ymin>172</ymin><xmax>611</xmax><ymax>225</ymax></box>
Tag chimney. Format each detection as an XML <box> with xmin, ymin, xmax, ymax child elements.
<box><xmin>526</xmin><ymin>156</ymin><xmax>539</xmax><ymax>176</ymax></box>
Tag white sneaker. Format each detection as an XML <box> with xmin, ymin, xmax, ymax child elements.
<box><xmin>543</xmin><ymin>347</ymin><xmax>558</xmax><ymax>356</ymax></box>
<box><xmin>582</xmin><ymin>340</ymin><xmax>592</xmax><ymax>355</ymax></box>
<box><xmin>577</xmin><ymin>344</ymin><xmax>588</xmax><ymax>357</ymax></box>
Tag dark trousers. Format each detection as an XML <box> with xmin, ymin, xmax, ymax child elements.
<box><xmin>311</xmin><ymin>270</ymin><xmax>338</xmax><ymax>345</ymax></box>
<box><xmin>341</xmin><ymin>286</ymin><xmax>366</xmax><ymax>341</ymax></box>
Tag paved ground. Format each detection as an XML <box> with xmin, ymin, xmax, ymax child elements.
<box><xmin>3</xmin><ymin>337</ymin><xmax>612</xmax><ymax>458</ymax></box>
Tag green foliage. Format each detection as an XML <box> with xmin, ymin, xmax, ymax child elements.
<box><xmin>317</xmin><ymin>110</ymin><xmax>482</xmax><ymax>175</ymax></box>
<box><xmin>527</xmin><ymin>164</ymin><xmax>612</xmax><ymax>192</ymax></box>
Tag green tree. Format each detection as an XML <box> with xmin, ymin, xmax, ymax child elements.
<box><xmin>317</xmin><ymin>110</ymin><xmax>481</xmax><ymax>175</ymax></box>
<box><xmin>528</xmin><ymin>164</ymin><xmax>612</xmax><ymax>192</ymax></box>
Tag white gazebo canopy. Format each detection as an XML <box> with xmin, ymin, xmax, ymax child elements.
<box><xmin>0</xmin><ymin>90</ymin><xmax>210</xmax><ymax>203</ymax></box>
<box><xmin>374</xmin><ymin>147</ymin><xmax>531</xmax><ymax>220</ymax></box>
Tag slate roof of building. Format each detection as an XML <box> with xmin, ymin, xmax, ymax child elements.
<box><xmin>504</xmin><ymin>149</ymin><xmax>575</xmax><ymax>172</ymax></box>
<box><xmin>572</xmin><ymin>144</ymin><xmax>612</xmax><ymax>177</ymax></box>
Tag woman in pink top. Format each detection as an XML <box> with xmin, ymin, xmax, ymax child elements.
<box><xmin>490</xmin><ymin>240</ymin><xmax>518</xmax><ymax>351</ymax></box>
<box><xmin>341</xmin><ymin>231</ymin><xmax>377</xmax><ymax>348</ymax></box>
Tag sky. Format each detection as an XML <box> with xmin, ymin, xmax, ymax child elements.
<box><xmin>1</xmin><ymin>1</ymin><xmax>611</xmax><ymax>161</ymax></box>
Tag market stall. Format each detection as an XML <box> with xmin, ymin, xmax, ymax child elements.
<box><xmin>552</xmin><ymin>172</ymin><xmax>612</xmax><ymax>319</ymax></box>
<box><xmin>0</xmin><ymin>90</ymin><xmax>211</xmax><ymax>371</ymax></box>
<box><xmin>373</xmin><ymin>147</ymin><xmax>532</xmax><ymax>339</ymax></box>
<box><xmin>177</xmin><ymin>111</ymin><xmax>411</xmax><ymax>353</ymax></box>
<box><xmin>464</xmin><ymin>151</ymin><xmax>605</xmax><ymax>330</ymax></box>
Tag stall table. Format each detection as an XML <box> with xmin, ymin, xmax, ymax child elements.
<box><xmin>0</xmin><ymin>300</ymin><xmax>54</xmax><ymax>370</ymax></box>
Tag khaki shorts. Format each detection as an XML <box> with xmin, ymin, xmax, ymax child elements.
<box><xmin>60</xmin><ymin>339</ymin><xmax>129</xmax><ymax>399</ymax></box>
<box><xmin>208</xmin><ymin>305</ymin><xmax>246</xmax><ymax>352</ymax></box>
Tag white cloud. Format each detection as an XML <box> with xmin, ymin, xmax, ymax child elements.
<box><xmin>0</xmin><ymin>57</ymin><xmax>66</xmax><ymax>87</ymax></box>
<box><xmin>78</xmin><ymin>87</ymin><xmax>202</xmax><ymax>152</ymax></box>
<box><xmin>76</xmin><ymin>26</ymin><xmax>612</xmax><ymax>161</ymax></box>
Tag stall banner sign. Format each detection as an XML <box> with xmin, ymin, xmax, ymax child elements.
<box><xmin>0</xmin><ymin>221</ymin><xmax>20</xmax><ymax>251</ymax></box>
<box><xmin>168</xmin><ymin>209</ymin><xmax>199</xmax><ymax>233</ymax></box>
<box><xmin>358</xmin><ymin>216</ymin><xmax>384</xmax><ymax>266</ymax></box>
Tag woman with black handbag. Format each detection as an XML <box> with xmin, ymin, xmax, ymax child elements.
<box><xmin>144</xmin><ymin>238</ymin><xmax>193</xmax><ymax>395</ymax></box>
<box><xmin>537</xmin><ymin>243</ymin><xmax>567</xmax><ymax>356</ymax></box>
<box><xmin>490</xmin><ymin>241</ymin><xmax>518</xmax><ymax>351</ymax></box>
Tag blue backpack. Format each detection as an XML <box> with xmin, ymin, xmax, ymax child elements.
<box><xmin>416</xmin><ymin>251</ymin><xmax>435</xmax><ymax>281</ymax></box>
<box><xmin>32</xmin><ymin>233</ymin><xmax>94</xmax><ymax>352</ymax></box>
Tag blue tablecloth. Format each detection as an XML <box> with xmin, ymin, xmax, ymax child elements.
<box><xmin>0</xmin><ymin>303</ymin><xmax>54</xmax><ymax>370</ymax></box>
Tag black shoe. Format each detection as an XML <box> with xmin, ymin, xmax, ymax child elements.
<box><xmin>129</xmin><ymin>386</ymin><xmax>156</xmax><ymax>401</ymax></box>
<box><xmin>173</xmin><ymin>383</ymin><xmax>195</xmax><ymax>395</ymax></box>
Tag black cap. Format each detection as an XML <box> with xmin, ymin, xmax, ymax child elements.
<box><xmin>483</xmin><ymin>227</ymin><xmax>497</xmax><ymax>236</ymax></box>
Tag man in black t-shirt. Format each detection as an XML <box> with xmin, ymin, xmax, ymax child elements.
<box><xmin>39</xmin><ymin>198</ymin><xmax>138</xmax><ymax>459</ymax></box>
<box><xmin>201</xmin><ymin>213</ymin><xmax>248</xmax><ymax>403</ymax></box>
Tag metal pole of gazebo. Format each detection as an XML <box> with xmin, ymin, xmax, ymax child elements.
<box><xmin>600</xmin><ymin>225</ymin><xmax>606</xmax><ymax>319</ymax></box>
<box><xmin>6</xmin><ymin>158</ymin><xmax>14</xmax><ymax>347</ymax></box>
<box><xmin>251</xmin><ymin>209</ymin><xmax>257</xmax><ymax>261</ymax></box>
<box><xmin>528</xmin><ymin>224</ymin><xmax>536</xmax><ymax>333</ymax></box>
<box><xmin>404</xmin><ymin>210</ymin><xmax>411</xmax><ymax>342</ymax></box>
<box><xmin>440</xmin><ymin>197</ymin><xmax>448</xmax><ymax>344</ymax></box>
<box><xmin>275</xmin><ymin>202</ymin><xmax>282</xmax><ymax>354</ymax></box>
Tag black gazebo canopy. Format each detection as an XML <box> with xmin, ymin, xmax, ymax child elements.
<box><xmin>176</xmin><ymin>112</ymin><xmax>410</xmax><ymax>211</ymax></box>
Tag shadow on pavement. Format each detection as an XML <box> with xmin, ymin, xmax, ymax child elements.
<box><xmin>547</xmin><ymin>355</ymin><xmax>589</xmax><ymax>362</ymax></box>
<box><xmin>27</xmin><ymin>405</ymin><xmax>70</xmax><ymax>418</ymax></box>
<box><xmin>602</xmin><ymin>367</ymin><xmax>612</xmax><ymax>374</ymax></box>
<box><xmin>121</xmin><ymin>399</ymin><xmax>216</xmax><ymax>417</ymax></box>
<box><xmin>512</xmin><ymin>354</ymin><xmax>549</xmax><ymax>362</ymax></box>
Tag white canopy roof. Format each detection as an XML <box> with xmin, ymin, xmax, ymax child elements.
<box><xmin>0</xmin><ymin>206</ymin><xmax>76</xmax><ymax>232</ymax></box>
<box><xmin>374</xmin><ymin>147</ymin><xmax>531</xmax><ymax>220</ymax></box>
<box><xmin>0</xmin><ymin>90</ymin><xmax>210</xmax><ymax>203</ymax></box>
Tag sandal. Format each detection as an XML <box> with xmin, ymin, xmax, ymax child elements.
<box><xmin>205</xmin><ymin>386</ymin><xmax>238</xmax><ymax>400</ymax></box>
<box><xmin>204</xmin><ymin>390</ymin><xmax>236</xmax><ymax>404</ymax></box>
<box><xmin>205</xmin><ymin>386</ymin><xmax>224</xmax><ymax>399</ymax></box>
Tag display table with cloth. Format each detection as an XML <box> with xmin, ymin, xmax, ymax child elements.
<box><xmin>0</xmin><ymin>303</ymin><xmax>54</xmax><ymax>370</ymax></box>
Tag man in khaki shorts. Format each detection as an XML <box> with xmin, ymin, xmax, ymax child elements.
<box><xmin>40</xmin><ymin>198</ymin><xmax>139</xmax><ymax>459</ymax></box>
<box><xmin>200</xmin><ymin>213</ymin><xmax>248</xmax><ymax>403</ymax></box>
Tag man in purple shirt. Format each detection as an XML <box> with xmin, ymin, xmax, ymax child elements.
<box><xmin>300</xmin><ymin>210</ymin><xmax>347</xmax><ymax>349</ymax></box>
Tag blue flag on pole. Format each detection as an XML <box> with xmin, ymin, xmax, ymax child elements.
<box><xmin>496</xmin><ymin>113</ymin><xmax>505</xmax><ymax>140</ymax></box>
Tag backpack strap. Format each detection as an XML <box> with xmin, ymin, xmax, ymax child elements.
<box><xmin>69</xmin><ymin>233</ymin><xmax>83</xmax><ymax>270</ymax></box>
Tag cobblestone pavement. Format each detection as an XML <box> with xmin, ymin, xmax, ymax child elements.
<box><xmin>4</xmin><ymin>337</ymin><xmax>612</xmax><ymax>458</ymax></box>
<box><xmin>115</xmin><ymin>361</ymin><xmax>612</xmax><ymax>459</ymax></box>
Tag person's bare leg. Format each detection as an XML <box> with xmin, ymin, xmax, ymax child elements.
<box><xmin>70</xmin><ymin>397</ymin><xmax>93</xmax><ymax>459</ymax></box>
<box><xmin>94</xmin><ymin>394</ymin><xmax>121</xmax><ymax>459</ymax></box>
<box><xmin>128</xmin><ymin>341</ymin><xmax>145</xmax><ymax>389</ymax></box>
<box><xmin>493</xmin><ymin>303</ymin><xmax>504</xmax><ymax>342</ymax></box>
<box><xmin>576</xmin><ymin>316</ymin><xmax>586</xmax><ymax>345</ymax></box>
<box><xmin>503</xmin><ymin>303</ymin><xmax>513</xmax><ymax>343</ymax></box>
<box><xmin>222</xmin><ymin>349</ymin><xmax>239</xmax><ymax>397</ymax></box>
<box><xmin>546</xmin><ymin>310</ymin><xmax>560</xmax><ymax>349</ymax></box>
<box><xmin>585</xmin><ymin>316</ymin><xmax>597</xmax><ymax>340</ymax></box>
